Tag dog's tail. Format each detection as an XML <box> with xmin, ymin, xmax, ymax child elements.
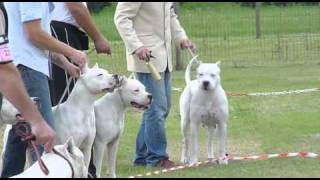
<box><xmin>185</xmin><ymin>55</ymin><xmax>199</xmax><ymax>85</ymax></box>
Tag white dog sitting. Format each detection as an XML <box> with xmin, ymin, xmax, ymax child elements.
<box><xmin>92</xmin><ymin>75</ymin><xmax>152</xmax><ymax>178</ymax></box>
<box><xmin>53</xmin><ymin>63</ymin><xmax>117</xmax><ymax>174</ymax></box>
<box><xmin>11</xmin><ymin>137</ymin><xmax>87</xmax><ymax>178</ymax></box>
<box><xmin>180</xmin><ymin>58</ymin><xmax>229</xmax><ymax>166</ymax></box>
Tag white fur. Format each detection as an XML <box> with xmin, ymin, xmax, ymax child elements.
<box><xmin>92</xmin><ymin>76</ymin><xmax>151</xmax><ymax>178</ymax></box>
<box><xmin>11</xmin><ymin>137</ymin><xmax>87</xmax><ymax>178</ymax></box>
<box><xmin>0</xmin><ymin>64</ymin><xmax>117</xmax><ymax>175</ymax></box>
<box><xmin>53</xmin><ymin>64</ymin><xmax>117</xmax><ymax>173</ymax></box>
<box><xmin>180</xmin><ymin>60</ymin><xmax>229</xmax><ymax>165</ymax></box>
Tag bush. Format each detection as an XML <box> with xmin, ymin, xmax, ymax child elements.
<box><xmin>87</xmin><ymin>2</ymin><xmax>111</xmax><ymax>13</ymax></box>
<box><xmin>237</xmin><ymin>2</ymin><xmax>320</xmax><ymax>7</ymax></box>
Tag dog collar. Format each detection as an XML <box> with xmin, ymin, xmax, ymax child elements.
<box><xmin>52</xmin><ymin>148</ymin><xmax>75</xmax><ymax>178</ymax></box>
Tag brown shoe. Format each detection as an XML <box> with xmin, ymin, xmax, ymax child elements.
<box><xmin>156</xmin><ymin>159</ymin><xmax>175</xmax><ymax>168</ymax></box>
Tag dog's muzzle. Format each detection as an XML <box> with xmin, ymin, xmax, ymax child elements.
<box><xmin>113</xmin><ymin>74</ymin><xmax>121</xmax><ymax>88</ymax></box>
<box><xmin>202</xmin><ymin>81</ymin><xmax>210</xmax><ymax>90</ymax></box>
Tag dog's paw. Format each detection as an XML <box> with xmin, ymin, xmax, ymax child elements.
<box><xmin>217</xmin><ymin>156</ymin><xmax>228</xmax><ymax>165</ymax></box>
<box><xmin>207</xmin><ymin>158</ymin><xmax>217</xmax><ymax>164</ymax></box>
<box><xmin>180</xmin><ymin>158</ymin><xmax>189</xmax><ymax>165</ymax></box>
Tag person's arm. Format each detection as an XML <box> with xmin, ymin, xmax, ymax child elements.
<box><xmin>114</xmin><ymin>2</ymin><xmax>144</xmax><ymax>55</ymax></box>
<box><xmin>50</xmin><ymin>52</ymin><xmax>80</xmax><ymax>78</ymax></box>
<box><xmin>170</xmin><ymin>4</ymin><xmax>196</xmax><ymax>52</ymax></box>
<box><xmin>23</xmin><ymin>19</ymin><xmax>87</xmax><ymax>69</ymax></box>
<box><xmin>0</xmin><ymin>63</ymin><xmax>55</xmax><ymax>151</ymax></box>
<box><xmin>65</xmin><ymin>2</ymin><xmax>111</xmax><ymax>54</ymax></box>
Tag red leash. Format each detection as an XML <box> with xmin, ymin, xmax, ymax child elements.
<box><xmin>14</xmin><ymin>115</ymin><xmax>50</xmax><ymax>176</ymax></box>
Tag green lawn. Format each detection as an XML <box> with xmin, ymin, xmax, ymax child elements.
<box><xmin>85</xmin><ymin>2</ymin><xmax>320</xmax><ymax>178</ymax></box>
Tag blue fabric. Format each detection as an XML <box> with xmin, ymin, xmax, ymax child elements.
<box><xmin>134</xmin><ymin>69</ymin><xmax>172</xmax><ymax>166</ymax></box>
<box><xmin>1</xmin><ymin>65</ymin><xmax>54</xmax><ymax>178</ymax></box>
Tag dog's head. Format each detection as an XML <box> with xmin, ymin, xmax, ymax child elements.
<box><xmin>80</xmin><ymin>63</ymin><xmax>117</xmax><ymax>94</ymax></box>
<box><xmin>196</xmin><ymin>61</ymin><xmax>221</xmax><ymax>91</ymax></box>
<box><xmin>0</xmin><ymin>97</ymin><xmax>40</xmax><ymax>125</ymax></box>
<box><xmin>117</xmin><ymin>74</ymin><xmax>152</xmax><ymax>111</ymax></box>
<box><xmin>53</xmin><ymin>137</ymin><xmax>87</xmax><ymax>178</ymax></box>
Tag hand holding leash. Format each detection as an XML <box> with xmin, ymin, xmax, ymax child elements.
<box><xmin>146</xmin><ymin>51</ymin><xmax>161</xmax><ymax>81</ymax></box>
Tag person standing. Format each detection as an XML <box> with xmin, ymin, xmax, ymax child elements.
<box><xmin>49</xmin><ymin>2</ymin><xmax>112</xmax><ymax>106</ymax></box>
<box><xmin>0</xmin><ymin>2</ymin><xmax>55</xmax><ymax>152</ymax></box>
<box><xmin>114</xmin><ymin>2</ymin><xmax>196</xmax><ymax>168</ymax></box>
<box><xmin>2</xmin><ymin>2</ymin><xmax>87</xmax><ymax>177</ymax></box>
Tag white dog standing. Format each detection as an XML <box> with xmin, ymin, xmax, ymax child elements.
<box><xmin>92</xmin><ymin>75</ymin><xmax>152</xmax><ymax>178</ymax></box>
<box><xmin>0</xmin><ymin>64</ymin><xmax>117</xmax><ymax>176</ymax></box>
<box><xmin>53</xmin><ymin>63</ymin><xmax>117</xmax><ymax>174</ymax></box>
<box><xmin>180</xmin><ymin>57</ymin><xmax>229</xmax><ymax>166</ymax></box>
<box><xmin>11</xmin><ymin>137</ymin><xmax>87</xmax><ymax>178</ymax></box>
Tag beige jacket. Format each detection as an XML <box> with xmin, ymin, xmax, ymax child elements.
<box><xmin>114</xmin><ymin>2</ymin><xmax>188</xmax><ymax>73</ymax></box>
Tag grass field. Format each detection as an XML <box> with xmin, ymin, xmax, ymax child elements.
<box><xmin>86</xmin><ymin>2</ymin><xmax>320</xmax><ymax>178</ymax></box>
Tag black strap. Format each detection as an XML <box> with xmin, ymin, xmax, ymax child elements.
<box><xmin>0</xmin><ymin>93</ymin><xmax>2</xmax><ymax>111</ymax></box>
<box><xmin>0</xmin><ymin>2</ymin><xmax>8</xmax><ymax>36</ymax></box>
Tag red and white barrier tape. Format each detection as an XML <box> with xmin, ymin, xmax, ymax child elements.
<box><xmin>128</xmin><ymin>151</ymin><xmax>319</xmax><ymax>178</ymax></box>
<box><xmin>172</xmin><ymin>87</ymin><xmax>320</xmax><ymax>97</ymax></box>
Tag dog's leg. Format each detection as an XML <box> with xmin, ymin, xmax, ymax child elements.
<box><xmin>107</xmin><ymin>138</ymin><xmax>120</xmax><ymax>178</ymax></box>
<box><xmin>93</xmin><ymin>140</ymin><xmax>106</xmax><ymax>178</ymax></box>
<box><xmin>217</xmin><ymin>122</ymin><xmax>228</xmax><ymax>165</ymax></box>
<box><xmin>207</xmin><ymin>126</ymin><xmax>215</xmax><ymax>162</ymax></box>
<box><xmin>180</xmin><ymin>89</ymin><xmax>191</xmax><ymax>164</ymax></box>
<box><xmin>181</xmin><ymin>117</ymin><xmax>190</xmax><ymax>164</ymax></box>
<box><xmin>189</xmin><ymin>120</ymin><xmax>200</xmax><ymax>166</ymax></box>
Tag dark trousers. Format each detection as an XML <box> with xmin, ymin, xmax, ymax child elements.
<box><xmin>1</xmin><ymin>65</ymin><xmax>55</xmax><ymax>177</ymax></box>
<box><xmin>49</xmin><ymin>20</ymin><xmax>88</xmax><ymax>106</ymax></box>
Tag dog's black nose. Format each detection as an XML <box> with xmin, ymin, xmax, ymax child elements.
<box><xmin>148</xmin><ymin>94</ymin><xmax>153</xmax><ymax>101</ymax></box>
<box><xmin>203</xmin><ymin>81</ymin><xmax>210</xmax><ymax>88</ymax></box>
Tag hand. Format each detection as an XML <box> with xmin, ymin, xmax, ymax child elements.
<box><xmin>31</xmin><ymin>119</ymin><xmax>56</xmax><ymax>152</ymax></box>
<box><xmin>68</xmin><ymin>50</ymin><xmax>88</xmax><ymax>69</ymax></box>
<box><xmin>65</xmin><ymin>61</ymin><xmax>81</xmax><ymax>78</ymax></box>
<box><xmin>135</xmin><ymin>47</ymin><xmax>151</xmax><ymax>61</ymax></box>
<box><xmin>94</xmin><ymin>37</ymin><xmax>112</xmax><ymax>55</ymax></box>
<box><xmin>180</xmin><ymin>39</ymin><xmax>197</xmax><ymax>53</ymax></box>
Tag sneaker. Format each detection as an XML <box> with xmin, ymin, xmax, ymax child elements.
<box><xmin>156</xmin><ymin>159</ymin><xmax>175</xmax><ymax>169</ymax></box>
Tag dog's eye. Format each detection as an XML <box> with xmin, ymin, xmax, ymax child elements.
<box><xmin>199</xmin><ymin>73</ymin><xmax>204</xmax><ymax>77</ymax></box>
<box><xmin>211</xmin><ymin>74</ymin><xmax>215</xmax><ymax>77</ymax></box>
<box><xmin>134</xmin><ymin>89</ymin><xmax>140</xmax><ymax>93</ymax></box>
<box><xmin>97</xmin><ymin>74</ymin><xmax>103</xmax><ymax>77</ymax></box>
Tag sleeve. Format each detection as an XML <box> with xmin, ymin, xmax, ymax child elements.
<box><xmin>19</xmin><ymin>2</ymin><xmax>43</xmax><ymax>23</ymax></box>
<box><xmin>170</xmin><ymin>3</ymin><xmax>188</xmax><ymax>46</ymax></box>
<box><xmin>114</xmin><ymin>2</ymin><xmax>144</xmax><ymax>54</ymax></box>
<box><xmin>0</xmin><ymin>7</ymin><xmax>11</xmax><ymax>64</ymax></box>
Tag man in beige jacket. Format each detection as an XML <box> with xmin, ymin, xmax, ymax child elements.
<box><xmin>114</xmin><ymin>2</ymin><xmax>196</xmax><ymax>168</ymax></box>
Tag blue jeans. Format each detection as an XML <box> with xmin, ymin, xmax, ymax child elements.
<box><xmin>134</xmin><ymin>69</ymin><xmax>171</xmax><ymax>167</ymax></box>
<box><xmin>1</xmin><ymin>65</ymin><xmax>55</xmax><ymax>178</ymax></box>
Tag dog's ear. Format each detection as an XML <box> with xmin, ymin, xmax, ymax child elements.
<box><xmin>216</xmin><ymin>61</ymin><xmax>221</xmax><ymax>67</ymax></box>
<box><xmin>119</xmin><ymin>76</ymin><xmax>128</xmax><ymax>86</ymax></box>
<box><xmin>92</xmin><ymin>63</ymin><xmax>99</xmax><ymax>69</ymax></box>
<box><xmin>81</xmin><ymin>63</ymin><xmax>89</xmax><ymax>74</ymax></box>
<box><xmin>128</xmin><ymin>73</ymin><xmax>137</xmax><ymax>80</ymax></box>
<box><xmin>63</xmin><ymin>136</ymin><xmax>75</xmax><ymax>154</ymax></box>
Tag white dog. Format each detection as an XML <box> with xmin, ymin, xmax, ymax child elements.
<box><xmin>11</xmin><ymin>137</ymin><xmax>87</xmax><ymax>178</ymax></box>
<box><xmin>0</xmin><ymin>97</ymin><xmax>40</xmax><ymax>125</ymax></box>
<box><xmin>53</xmin><ymin>63</ymin><xmax>117</xmax><ymax>174</ymax></box>
<box><xmin>92</xmin><ymin>75</ymin><xmax>152</xmax><ymax>178</ymax></box>
<box><xmin>180</xmin><ymin>58</ymin><xmax>229</xmax><ymax>166</ymax></box>
<box><xmin>0</xmin><ymin>64</ymin><xmax>117</xmax><ymax>175</ymax></box>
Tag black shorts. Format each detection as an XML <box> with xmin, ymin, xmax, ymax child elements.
<box><xmin>49</xmin><ymin>20</ymin><xmax>89</xmax><ymax>106</ymax></box>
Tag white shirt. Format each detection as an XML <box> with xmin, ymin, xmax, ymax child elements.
<box><xmin>4</xmin><ymin>2</ymin><xmax>51</xmax><ymax>76</ymax></box>
<box><xmin>50</xmin><ymin>2</ymin><xmax>87</xmax><ymax>28</ymax></box>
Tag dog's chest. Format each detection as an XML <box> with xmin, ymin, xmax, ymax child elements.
<box><xmin>190</xmin><ymin>97</ymin><xmax>221</xmax><ymax>126</ymax></box>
